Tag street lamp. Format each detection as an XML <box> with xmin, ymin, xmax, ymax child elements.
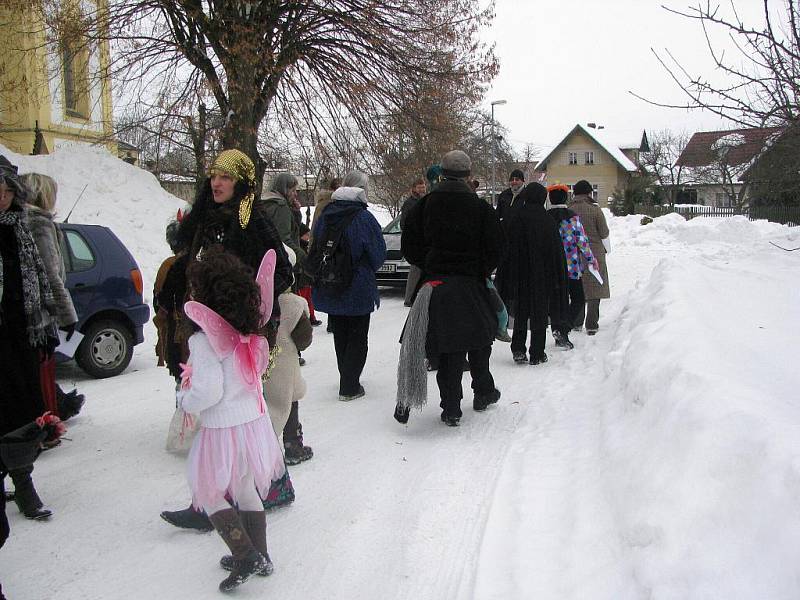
<box><xmin>490</xmin><ymin>99</ymin><xmax>507</xmax><ymax>208</ymax></box>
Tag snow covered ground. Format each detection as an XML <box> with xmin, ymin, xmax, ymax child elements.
<box><xmin>2</xmin><ymin>145</ymin><xmax>800</xmax><ymax>599</ymax></box>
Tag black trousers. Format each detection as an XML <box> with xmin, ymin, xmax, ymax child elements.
<box><xmin>329</xmin><ymin>314</ymin><xmax>370</xmax><ymax>396</ymax></box>
<box><xmin>437</xmin><ymin>346</ymin><xmax>495</xmax><ymax>419</ymax></box>
<box><xmin>511</xmin><ymin>299</ymin><xmax>547</xmax><ymax>358</ymax></box>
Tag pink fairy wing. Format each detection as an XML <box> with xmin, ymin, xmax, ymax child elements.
<box><xmin>183</xmin><ymin>300</ymin><xmax>239</xmax><ymax>359</ymax></box>
<box><xmin>255</xmin><ymin>249</ymin><xmax>277</xmax><ymax>326</ymax></box>
<box><xmin>233</xmin><ymin>336</ymin><xmax>270</xmax><ymax>387</ymax></box>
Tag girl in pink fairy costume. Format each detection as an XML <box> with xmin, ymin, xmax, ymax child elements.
<box><xmin>179</xmin><ymin>247</ymin><xmax>284</xmax><ymax>592</ymax></box>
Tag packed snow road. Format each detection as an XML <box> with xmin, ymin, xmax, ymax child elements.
<box><xmin>3</xmin><ymin>214</ymin><xmax>799</xmax><ymax>600</ymax></box>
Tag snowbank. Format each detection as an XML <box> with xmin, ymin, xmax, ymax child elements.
<box><xmin>0</xmin><ymin>142</ymin><xmax>184</xmax><ymax>302</ymax></box>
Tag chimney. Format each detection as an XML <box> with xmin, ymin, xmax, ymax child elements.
<box><xmin>587</xmin><ymin>122</ymin><xmax>596</xmax><ymax>128</ymax></box>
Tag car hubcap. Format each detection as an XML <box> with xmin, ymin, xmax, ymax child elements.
<box><xmin>91</xmin><ymin>330</ymin><xmax>125</xmax><ymax>367</ymax></box>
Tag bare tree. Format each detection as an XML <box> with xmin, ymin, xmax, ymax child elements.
<box><xmin>641</xmin><ymin>129</ymin><xmax>692</xmax><ymax>206</ymax></box>
<box><xmin>633</xmin><ymin>0</ymin><xmax>799</xmax><ymax>128</ymax></box>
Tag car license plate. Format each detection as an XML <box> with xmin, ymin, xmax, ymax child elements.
<box><xmin>378</xmin><ymin>264</ymin><xmax>396</xmax><ymax>273</ymax></box>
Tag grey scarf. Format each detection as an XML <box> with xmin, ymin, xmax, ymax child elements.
<box><xmin>396</xmin><ymin>283</ymin><xmax>434</xmax><ymax>411</ymax></box>
<box><xmin>0</xmin><ymin>208</ymin><xmax>57</xmax><ymax>346</ymax></box>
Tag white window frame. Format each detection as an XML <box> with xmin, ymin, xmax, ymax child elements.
<box><xmin>568</xmin><ymin>152</ymin><xmax>578</xmax><ymax>165</ymax></box>
<box><xmin>585</xmin><ymin>151</ymin><xmax>594</xmax><ymax>165</ymax></box>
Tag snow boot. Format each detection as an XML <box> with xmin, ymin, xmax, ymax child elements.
<box><xmin>262</xmin><ymin>471</ymin><xmax>295</xmax><ymax>510</ymax></box>
<box><xmin>160</xmin><ymin>504</ymin><xmax>213</xmax><ymax>532</ymax></box>
<box><xmin>473</xmin><ymin>388</ymin><xmax>501</xmax><ymax>412</ymax></box>
<box><xmin>393</xmin><ymin>403</ymin><xmax>410</xmax><ymax>424</ymax></box>
<box><xmin>284</xmin><ymin>440</ymin><xmax>313</xmax><ymax>465</ymax></box>
<box><xmin>219</xmin><ymin>510</ymin><xmax>274</xmax><ymax>577</ymax></box>
<box><xmin>338</xmin><ymin>384</ymin><xmax>366</xmax><ymax>402</ymax></box>
<box><xmin>440</xmin><ymin>413</ymin><xmax>460</xmax><ymax>427</ymax></box>
<box><xmin>553</xmin><ymin>331</ymin><xmax>574</xmax><ymax>350</ymax></box>
<box><xmin>209</xmin><ymin>508</ymin><xmax>266</xmax><ymax>592</ymax></box>
<box><xmin>530</xmin><ymin>352</ymin><xmax>548</xmax><ymax>365</ymax></box>
<box><xmin>512</xmin><ymin>351</ymin><xmax>528</xmax><ymax>364</ymax></box>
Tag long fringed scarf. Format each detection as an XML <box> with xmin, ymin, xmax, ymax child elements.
<box><xmin>0</xmin><ymin>209</ymin><xmax>57</xmax><ymax>346</ymax></box>
<box><xmin>396</xmin><ymin>283</ymin><xmax>435</xmax><ymax>411</ymax></box>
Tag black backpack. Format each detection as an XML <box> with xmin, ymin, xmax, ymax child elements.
<box><xmin>306</xmin><ymin>209</ymin><xmax>360</xmax><ymax>292</ymax></box>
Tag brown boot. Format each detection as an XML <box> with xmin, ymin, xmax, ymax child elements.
<box><xmin>209</xmin><ymin>508</ymin><xmax>266</xmax><ymax>592</ymax></box>
<box><xmin>219</xmin><ymin>510</ymin><xmax>274</xmax><ymax>576</ymax></box>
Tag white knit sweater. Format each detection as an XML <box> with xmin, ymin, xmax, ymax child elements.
<box><xmin>178</xmin><ymin>332</ymin><xmax>264</xmax><ymax>428</ymax></box>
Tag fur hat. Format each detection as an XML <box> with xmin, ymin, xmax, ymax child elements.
<box><xmin>509</xmin><ymin>169</ymin><xmax>525</xmax><ymax>181</ymax></box>
<box><xmin>547</xmin><ymin>184</ymin><xmax>569</xmax><ymax>205</ymax></box>
<box><xmin>573</xmin><ymin>180</ymin><xmax>593</xmax><ymax>196</ymax></box>
<box><xmin>0</xmin><ymin>154</ymin><xmax>26</xmax><ymax>201</ymax></box>
<box><xmin>440</xmin><ymin>150</ymin><xmax>471</xmax><ymax>179</ymax></box>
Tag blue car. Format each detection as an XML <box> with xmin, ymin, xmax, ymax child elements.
<box><xmin>57</xmin><ymin>223</ymin><xmax>150</xmax><ymax>378</ymax></box>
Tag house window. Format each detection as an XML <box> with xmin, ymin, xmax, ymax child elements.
<box><xmin>585</xmin><ymin>151</ymin><xmax>594</xmax><ymax>165</ymax></box>
<box><xmin>676</xmin><ymin>188</ymin><xmax>698</xmax><ymax>204</ymax></box>
<box><xmin>592</xmin><ymin>184</ymin><xmax>598</xmax><ymax>202</ymax></box>
<box><xmin>62</xmin><ymin>40</ymin><xmax>90</xmax><ymax>119</ymax></box>
<box><xmin>568</xmin><ymin>152</ymin><xmax>578</xmax><ymax>165</ymax></box>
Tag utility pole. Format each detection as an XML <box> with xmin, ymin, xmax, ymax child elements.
<box><xmin>490</xmin><ymin>99</ymin><xmax>507</xmax><ymax>208</ymax></box>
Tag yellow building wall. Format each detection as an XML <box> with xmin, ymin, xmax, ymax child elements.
<box><xmin>0</xmin><ymin>3</ymin><xmax>115</xmax><ymax>156</ymax></box>
<box><xmin>537</xmin><ymin>131</ymin><xmax>631</xmax><ymax>208</ymax></box>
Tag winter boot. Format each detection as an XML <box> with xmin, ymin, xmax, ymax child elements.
<box><xmin>530</xmin><ymin>352</ymin><xmax>549</xmax><ymax>365</ymax></box>
<box><xmin>553</xmin><ymin>330</ymin><xmax>574</xmax><ymax>350</ymax></box>
<box><xmin>10</xmin><ymin>469</ymin><xmax>51</xmax><ymax>520</ymax></box>
<box><xmin>262</xmin><ymin>471</ymin><xmax>295</xmax><ymax>510</ymax></box>
<box><xmin>209</xmin><ymin>508</ymin><xmax>266</xmax><ymax>592</ymax></box>
<box><xmin>473</xmin><ymin>388</ymin><xmax>501</xmax><ymax>412</ymax></box>
<box><xmin>393</xmin><ymin>403</ymin><xmax>410</xmax><ymax>424</ymax></box>
<box><xmin>220</xmin><ymin>511</ymin><xmax>274</xmax><ymax>576</ymax></box>
<box><xmin>440</xmin><ymin>413</ymin><xmax>460</xmax><ymax>427</ymax></box>
<box><xmin>160</xmin><ymin>504</ymin><xmax>213</xmax><ymax>532</ymax></box>
<box><xmin>512</xmin><ymin>351</ymin><xmax>528</xmax><ymax>364</ymax></box>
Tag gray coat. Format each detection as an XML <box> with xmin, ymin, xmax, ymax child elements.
<box><xmin>567</xmin><ymin>195</ymin><xmax>610</xmax><ymax>299</ymax></box>
<box><xmin>26</xmin><ymin>206</ymin><xmax>78</xmax><ymax>326</ymax></box>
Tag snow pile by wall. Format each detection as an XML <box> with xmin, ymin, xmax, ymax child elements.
<box><xmin>600</xmin><ymin>244</ymin><xmax>800</xmax><ymax>598</ymax></box>
<box><xmin>0</xmin><ymin>142</ymin><xmax>184</xmax><ymax>302</ymax></box>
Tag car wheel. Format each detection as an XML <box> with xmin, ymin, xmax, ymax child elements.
<box><xmin>75</xmin><ymin>319</ymin><xmax>134</xmax><ymax>378</ymax></box>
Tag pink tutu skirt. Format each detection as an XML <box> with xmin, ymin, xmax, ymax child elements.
<box><xmin>186</xmin><ymin>416</ymin><xmax>285</xmax><ymax>509</ymax></box>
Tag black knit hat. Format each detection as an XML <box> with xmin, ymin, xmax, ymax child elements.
<box><xmin>573</xmin><ymin>180</ymin><xmax>593</xmax><ymax>196</ymax></box>
<box><xmin>509</xmin><ymin>169</ymin><xmax>525</xmax><ymax>181</ymax></box>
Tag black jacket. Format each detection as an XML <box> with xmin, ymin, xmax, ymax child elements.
<box><xmin>401</xmin><ymin>178</ymin><xmax>505</xmax><ymax>354</ymax></box>
<box><xmin>402</xmin><ymin>179</ymin><xmax>504</xmax><ymax>278</ymax></box>
<box><xmin>495</xmin><ymin>184</ymin><xmax>568</xmax><ymax>330</ymax></box>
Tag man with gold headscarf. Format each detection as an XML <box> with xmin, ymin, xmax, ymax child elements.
<box><xmin>160</xmin><ymin>149</ymin><xmax>295</xmax><ymax>531</ymax></box>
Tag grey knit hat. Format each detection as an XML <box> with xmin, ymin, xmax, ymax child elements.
<box><xmin>440</xmin><ymin>150</ymin><xmax>471</xmax><ymax>179</ymax></box>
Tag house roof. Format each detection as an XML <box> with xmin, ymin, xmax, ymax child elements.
<box><xmin>535</xmin><ymin>124</ymin><xmax>639</xmax><ymax>173</ymax></box>
<box><xmin>676</xmin><ymin>127</ymin><xmax>780</xmax><ymax>169</ymax></box>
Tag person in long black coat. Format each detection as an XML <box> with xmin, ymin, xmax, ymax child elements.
<box><xmin>401</xmin><ymin>150</ymin><xmax>504</xmax><ymax>426</ymax></box>
<box><xmin>494</xmin><ymin>182</ymin><xmax>568</xmax><ymax>365</ymax></box>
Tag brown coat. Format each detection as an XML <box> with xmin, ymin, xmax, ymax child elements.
<box><xmin>310</xmin><ymin>189</ymin><xmax>334</xmax><ymax>241</ymax></box>
<box><xmin>567</xmin><ymin>195</ymin><xmax>610</xmax><ymax>299</ymax></box>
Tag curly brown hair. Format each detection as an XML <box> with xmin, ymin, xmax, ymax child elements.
<box><xmin>185</xmin><ymin>247</ymin><xmax>262</xmax><ymax>335</ymax></box>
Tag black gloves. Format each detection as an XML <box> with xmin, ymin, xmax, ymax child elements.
<box><xmin>62</xmin><ymin>322</ymin><xmax>77</xmax><ymax>342</ymax></box>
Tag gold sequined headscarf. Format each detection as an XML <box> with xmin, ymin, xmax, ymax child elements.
<box><xmin>208</xmin><ymin>149</ymin><xmax>257</xmax><ymax>229</ymax></box>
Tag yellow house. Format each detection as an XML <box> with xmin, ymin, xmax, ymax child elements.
<box><xmin>534</xmin><ymin>123</ymin><xmax>647</xmax><ymax>207</ymax></box>
<box><xmin>0</xmin><ymin>2</ymin><xmax>115</xmax><ymax>155</ymax></box>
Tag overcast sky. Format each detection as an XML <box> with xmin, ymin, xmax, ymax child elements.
<box><xmin>483</xmin><ymin>0</ymin><xmax>766</xmax><ymax>156</ymax></box>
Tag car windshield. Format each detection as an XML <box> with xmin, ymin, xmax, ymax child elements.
<box><xmin>383</xmin><ymin>214</ymin><xmax>402</xmax><ymax>234</ymax></box>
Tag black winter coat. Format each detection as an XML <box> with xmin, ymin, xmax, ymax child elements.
<box><xmin>495</xmin><ymin>184</ymin><xmax>568</xmax><ymax>331</ymax></box>
<box><xmin>401</xmin><ymin>178</ymin><xmax>505</xmax><ymax>355</ymax></box>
